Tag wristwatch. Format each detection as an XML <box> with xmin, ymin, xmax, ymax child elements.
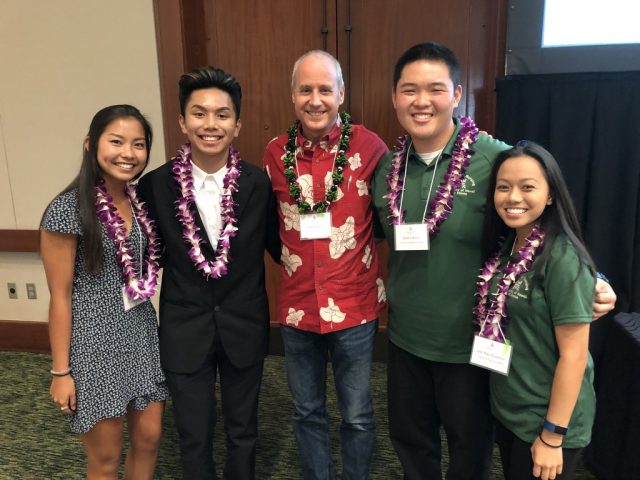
<box><xmin>542</xmin><ymin>418</ymin><xmax>569</xmax><ymax>435</ymax></box>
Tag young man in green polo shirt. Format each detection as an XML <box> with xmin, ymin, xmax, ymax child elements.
<box><xmin>371</xmin><ymin>42</ymin><xmax>616</xmax><ymax>480</ymax></box>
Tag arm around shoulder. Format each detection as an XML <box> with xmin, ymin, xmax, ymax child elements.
<box><xmin>592</xmin><ymin>275</ymin><xmax>616</xmax><ymax>320</ymax></box>
<box><xmin>261</xmin><ymin>168</ymin><xmax>281</xmax><ymax>263</ymax></box>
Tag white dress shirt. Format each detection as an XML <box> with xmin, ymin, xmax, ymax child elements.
<box><xmin>191</xmin><ymin>161</ymin><xmax>227</xmax><ymax>249</ymax></box>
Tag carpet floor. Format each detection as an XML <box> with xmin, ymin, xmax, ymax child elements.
<box><xmin>0</xmin><ymin>351</ymin><xmax>596</xmax><ymax>479</ymax></box>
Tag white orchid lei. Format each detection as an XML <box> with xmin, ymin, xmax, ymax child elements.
<box><xmin>171</xmin><ymin>142</ymin><xmax>241</xmax><ymax>279</ymax></box>
<box><xmin>384</xmin><ymin>116</ymin><xmax>479</xmax><ymax>236</ymax></box>
<box><xmin>474</xmin><ymin>226</ymin><xmax>545</xmax><ymax>342</ymax></box>
<box><xmin>95</xmin><ymin>179</ymin><xmax>161</xmax><ymax>300</ymax></box>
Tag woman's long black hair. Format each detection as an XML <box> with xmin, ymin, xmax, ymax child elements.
<box><xmin>481</xmin><ymin>140</ymin><xmax>595</xmax><ymax>279</ymax></box>
<box><xmin>47</xmin><ymin>104</ymin><xmax>153</xmax><ymax>273</ymax></box>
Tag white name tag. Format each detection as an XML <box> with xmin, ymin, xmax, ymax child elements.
<box><xmin>122</xmin><ymin>285</ymin><xmax>145</xmax><ymax>312</ymax></box>
<box><xmin>300</xmin><ymin>212</ymin><xmax>332</xmax><ymax>240</ymax></box>
<box><xmin>469</xmin><ymin>335</ymin><xmax>512</xmax><ymax>376</ymax></box>
<box><xmin>394</xmin><ymin>223</ymin><xmax>430</xmax><ymax>251</ymax></box>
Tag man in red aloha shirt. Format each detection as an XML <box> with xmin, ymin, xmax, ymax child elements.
<box><xmin>262</xmin><ymin>50</ymin><xmax>388</xmax><ymax>480</ymax></box>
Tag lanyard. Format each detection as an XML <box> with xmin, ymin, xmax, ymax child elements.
<box><xmin>397</xmin><ymin>140</ymin><xmax>443</xmax><ymax>223</ymax></box>
<box><xmin>129</xmin><ymin>199</ymin><xmax>143</xmax><ymax>280</ymax></box>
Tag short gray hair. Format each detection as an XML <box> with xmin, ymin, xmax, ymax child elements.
<box><xmin>291</xmin><ymin>50</ymin><xmax>344</xmax><ymax>90</ymax></box>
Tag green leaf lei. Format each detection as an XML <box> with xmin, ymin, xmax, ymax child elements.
<box><xmin>282</xmin><ymin>112</ymin><xmax>352</xmax><ymax>213</ymax></box>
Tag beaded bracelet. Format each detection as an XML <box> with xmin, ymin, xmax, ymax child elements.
<box><xmin>50</xmin><ymin>367</ymin><xmax>71</xmax><ymax>377</ymax></box>
<box><xmin>538</xmin><ymin>434</ymin><xmax>562</xmax><ymax>448</ymax></box>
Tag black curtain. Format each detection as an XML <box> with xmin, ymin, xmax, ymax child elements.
<box><xmin>496</xmin><ymin>71</ymin><xmax>640</xmax><ymax>315</ymax></box>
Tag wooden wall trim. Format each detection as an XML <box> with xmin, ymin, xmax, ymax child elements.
<box><xmin>0</xmin><ymin>320</ymin><xmax>50</xmax><ymax>353</ymax></box>
<box><xmin>0</xmin><ymin>230</ymin><xmax>39</xmax><ymax>252</ymax></box>
<box><xmin>153</xmin><ymin>0</ymin><xmax>187</xmax><ymax>159</ymax></box>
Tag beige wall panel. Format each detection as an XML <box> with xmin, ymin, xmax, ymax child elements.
<box><xmin>0</xmin><ymin>119</ymin><xmax>15</xmax><ymax>227</ymax></box>
<box><xmin>0</xmin><ymin>0</ymin><xmax>166</xmax><ymax>229</ymax></box>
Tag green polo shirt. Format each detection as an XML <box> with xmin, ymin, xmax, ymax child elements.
<box><xmin>372</xmin><ymin>120</ymin><xmax>509</xmax><ymax>363</ymax></box>
<box><xmin>490</xmin><ymin>235</ymin><xmax>596</xmax><ymax>448</ymax></box>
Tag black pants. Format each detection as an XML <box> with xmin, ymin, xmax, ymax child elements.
<box><xmin>165</xmin><ymin>342</ymin><xmax>264</xmax><ymax>480</ymax></box>
<box><xmin>388</xmin><ymin>340</ymin><xmax>493</xmax><ymax>480</ymax></box>
<box><xmin>494</xmin><ymin>420</ymin><xmax>582</xmax><ymax>480</ymax></box>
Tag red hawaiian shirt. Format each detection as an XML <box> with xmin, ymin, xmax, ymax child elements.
<box><xmin>263</xmin><ymin>120</ymin><xmax>388</xmax><ymax>334</ymax></box>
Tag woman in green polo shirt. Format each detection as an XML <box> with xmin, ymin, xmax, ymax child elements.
<box><xmin>475</xmin><ymin>141</ymin><xmax>596</xmax><ymax>480</ymax></box>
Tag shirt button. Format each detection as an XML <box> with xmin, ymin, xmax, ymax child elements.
<box><xmin>214</xmin><ymin>306</ymin><xmax>220</xmax><ymax>312</ymax></box>
<box><xmin>315</xmin><ymin>159</ymin><xmax>320</xmax><ymax>163</ymax></box>
<box><xmin>319</xmin><ymin>286</ymin><xmax>324</xmax><ymax>291</ymax></box>
<box><xmin>316</xmin><ymin>183</ymin><xmax>322</xmax><ymax>188</ymax></box>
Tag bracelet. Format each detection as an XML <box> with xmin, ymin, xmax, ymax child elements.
<box><xmin>538</xmin><ymin>434</ymin><xmax>562</xmax><ymax>448</ymax></box>
<box><xmin>596</xmin><ymin>271</ymin><xmax>610</xmax><ymax>284</ymax></box>
<box><xmin>50</xmin><ymin>367</ymin><xmax>71</xmax><ymax>377</ymax></box>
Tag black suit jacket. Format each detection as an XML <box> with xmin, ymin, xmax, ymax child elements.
<box><xmin>138</xmin><ymin>159</ymin><xmax>280</xmax><ymax>373</ymax></box>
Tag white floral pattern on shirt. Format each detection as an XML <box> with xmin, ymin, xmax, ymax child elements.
<box><xmin>286</xmin><ymin>308</ymin><xmax>305</xmax><ymax>326</ymax></box>
<box><xmin>295</xmin><ymin>171</ymin><xmax>345</xmax><ymax>205</ymax></box>
<box><xmin>280</xmin><ymin>202</ymin><xmax>300</xmax><ymax>232</ymax></box>
<box><xmin>356</xmin><ymin>179</ymin><xmax>368</xmax><ymax>197</ymax></box>
<box><xmin>320</xmin><ymin>298</ymin><xmax>346</xmax><ymax>323</ymax></box>
<box><xmin>329</xmin><ymin>216</ymin><xmax>357</xmax><ymax>259</ymax></box>
<box><xmin>376</xmin><ymin>278</ymin><xmax>386</xmax><ymax>303</ymax></box>
<box><xmin>348</xmin><ymin>153</ymin><xmax>362</xmax><ymax>171</ymax></box>
<box><xmin>362</xmin><ymin>245</ymin><xmax>372</xmax><ymax>269</ymax></box>
<box><xmin>298</xmin><ymin>174</ymin><xmax>314</xmax><ymax>204</ymax></box>
<box><xmin>281</xmin><ymin>245</ymin><xmax>302</xmax><ymax>277</ymax></box>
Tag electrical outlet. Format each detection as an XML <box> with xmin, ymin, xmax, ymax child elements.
<box><xmin>7</xmin><ymin>283</ymin><xmax>17</xmax><ymax>299</ymax></box>
<box><xmin>26</xmin><ymin>283</ymin><xmax>37</xmax><ymax>300</ymax></box>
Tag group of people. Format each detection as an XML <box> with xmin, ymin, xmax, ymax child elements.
<box><xmin>41</xmin><ymin>41</ymin><xmax>615</xmax><ymax>480</ymax></box>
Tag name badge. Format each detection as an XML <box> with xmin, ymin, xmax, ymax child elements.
<box><xmin>122</xmin><ymin>285</ymin><xmax>145</xmax><ymax>312</ymax></box>
<box><xmin>394</xmin><ymin>223</ymin><xmax>430</xmax><ymax>251</ymax></box>
<box><xmin>469</xmin><ymin>334</ymin><xmax>512</xmax><ymax>376</ymax></box>
<box><xmin>300</xmin><ymin>212</ymin><xmax>332</xmax><ymax>240</ymax></box>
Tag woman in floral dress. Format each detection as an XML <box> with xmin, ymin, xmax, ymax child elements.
<box><xmin>40</xmin><ymin>105</ymin><xmax>167</xmax><ymax>479</ymax></box>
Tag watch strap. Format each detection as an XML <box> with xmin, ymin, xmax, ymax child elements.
<box><xmin>543</xmin><ymin>418</ymin><xmax>569</xmax><ymax>435</ymax></box>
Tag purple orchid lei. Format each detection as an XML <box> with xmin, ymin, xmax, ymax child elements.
<box><xmin>384</xmin><ymin>116</ymin><xmax>479</xmax><ymax>236</ymax></box>
<box><xmin>95</xmin><ymin>180</ymin><xmax>161</xmax><ymax>301</ymax></box>
<box><xmin>474</xmin><ymin>226</ymin><xmax>546</xmax><ymax>342</ymax></box>
<box><xmin>171</xmin><ymin>142</ymin><xmax>241</xmax><ymax>279</ymax></box>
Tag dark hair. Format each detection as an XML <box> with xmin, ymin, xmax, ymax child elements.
<box><xmin>393</xmin><ymin>42</ymin><xmax>461</xmax><ymax>90</ymax></box>
<box><xmin>481</xmin><ymin>141</ymin><xmax>595</xmax><ymax>280</ymax></box>
<box><xmin>47</xmin><ymin>104</ymin><xmax>153</xmax><ymax>274</ymax></box>
<box><xmin>178</xmin><ymin>66</ymin><xmax>242</xmax><ymax>118</ymax></box>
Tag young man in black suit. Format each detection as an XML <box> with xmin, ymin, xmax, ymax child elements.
<box><xmin>138</xmin><ymin>66</ymin><xmax>279</xmax><ymax>480</ymax></box>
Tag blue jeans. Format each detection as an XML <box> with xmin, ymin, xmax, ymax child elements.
<box><xmin>280</xmin><ymin>321</ymin><xmax>377</xmax><ymax>480</ymax></box>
